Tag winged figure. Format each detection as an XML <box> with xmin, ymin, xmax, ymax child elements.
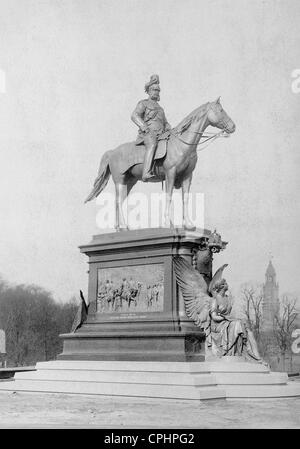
<box><xmin>173</xmin><ymin>257</ymin><xmax>263</xmax><ymax>362</ymax></box>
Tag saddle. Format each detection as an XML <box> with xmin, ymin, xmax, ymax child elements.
<box><xmin>118</xmin><ymin>131</ymin><xmax>171</xmax><ymax>175</ymax></box>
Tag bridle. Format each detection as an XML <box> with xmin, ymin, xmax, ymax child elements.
<box><xmin>171</xmin><ymin>103</ymin><xmax>232</xmax><ymax>150</ymax></box>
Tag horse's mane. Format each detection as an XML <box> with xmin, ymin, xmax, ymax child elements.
<box><xmin>173</xmin><ymin>102</ymin><xmax>210</xmax><ymax>135</ymax></box>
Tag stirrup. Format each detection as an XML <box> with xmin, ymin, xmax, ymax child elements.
<box><xmin>142</xmin><ymin>172</ymin><xmax>156</xmax><ymax>182</ymax></box>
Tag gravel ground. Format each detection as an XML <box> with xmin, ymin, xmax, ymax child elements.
<box><xmin>0</xmin><ymin>380</ymin><xmax>299</xmax><ymax>429</ymax></box>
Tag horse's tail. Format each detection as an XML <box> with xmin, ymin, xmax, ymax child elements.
<box><xmin>84</xmin><ymin>151</ymin><xmax>111</xmax><ymax>203</ymax></box>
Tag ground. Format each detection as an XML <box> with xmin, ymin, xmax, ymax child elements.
<box><xmin>0</xmin><ymin>378</ymin><xmax>299</xmax><ymax>428</ymax></box>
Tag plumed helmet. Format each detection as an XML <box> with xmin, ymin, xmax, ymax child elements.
<box><xmin>145</xmin><ymin>74</ymin><xmax>160</xmax><ymax>93</ymax></box>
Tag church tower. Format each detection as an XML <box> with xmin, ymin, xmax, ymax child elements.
<box><xmin>262</xmin><ymin>260</ymin><xmax>279</xmax><ymax>331</ymax></box>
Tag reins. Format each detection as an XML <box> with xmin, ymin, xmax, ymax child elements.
<box><xmin>171</xmin><ymin>129</ymin><xmax>227</xmax><ymax>148</ymax></box>
<box><xmin>170</xmin><ymin>104</ymin><xmax>230</xmax><ymax>151</ymax></box>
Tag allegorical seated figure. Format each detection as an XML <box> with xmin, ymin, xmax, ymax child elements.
<box><xmin>131</xmin><ymin>74</ymin><xmax>171</xmax><ymax>181</ymax></box>
<box><xmin>174</xmin><ymin>257</ymin><xmax>265</xmax><ymax>363</ymax></box>
<box><xmin>206</xmin><ymin>278</ymin><xmax>263</xmax><ymax>361</ymax></box>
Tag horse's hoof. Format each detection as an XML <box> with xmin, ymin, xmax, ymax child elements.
<box><xmin>184</xmin><ymin>224</ymin><xmax>196</xmax><ymax>232</ymax></box>
<box><xmin>163</xmin><ymin>219</ymin><xmax>174</xmax><ymax>229</ymax></box>
<box><xmin>115</xmin><ymin>226</ymin><xmax>129</xmax><ymax>232</ymax></box>
<box><xmin>183</xmin><ymin>220</ymin><xmax>196</xmax><ymax>231</ymax></box>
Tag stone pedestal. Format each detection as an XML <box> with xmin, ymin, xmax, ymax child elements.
<box><xmin>1</xmin><ymin>229</ymin><xmax>300</xmax><ymax>400</ymax></box>
<box><xmin>58</xmin><ymin>228</ymin><xmax>225</xmax><ymax>362</ymax></box>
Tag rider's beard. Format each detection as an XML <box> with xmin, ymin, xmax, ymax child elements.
<box><xmin>150</xmin><ymin>93</ymin><xmax>160</xmax><ymax>101</ymax></box>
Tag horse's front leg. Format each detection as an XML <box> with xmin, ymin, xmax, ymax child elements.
<box><xmin>164</xmin><ymin>168</ymin><xmax>176</xmax><ymax>228</ymax></box>
<box><xmin>182</xmin><ymin>175</ymin><xmax>196</xmax><ymax>231</ymax></box>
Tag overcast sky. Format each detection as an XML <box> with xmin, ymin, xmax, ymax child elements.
<box><xmin>0</xmin><ymin>0</ymin><xmax>299</xmax><ymax>302</ymax></box>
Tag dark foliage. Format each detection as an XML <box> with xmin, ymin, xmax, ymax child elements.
<box><xmin>0</xmin><ymin>278</ymin><xmax>78</xmax><ymax>366</ymax></box>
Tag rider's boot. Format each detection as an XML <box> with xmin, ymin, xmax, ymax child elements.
<box><xmin>142</xmin><ymin>140</ymin><xmax>157</xmax><ymax>182</ymax></box>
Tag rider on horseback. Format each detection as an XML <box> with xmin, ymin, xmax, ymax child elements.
<box><xmin>131</xmin><ymin>74</ymin><xmax>171</xmax><ymax>181</ymax></box>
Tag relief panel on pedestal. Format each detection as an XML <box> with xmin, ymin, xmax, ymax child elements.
<box><xmin>96</xmin><ymin>263</ymin><xmax>164</xmax><ymax>314</ymax></box>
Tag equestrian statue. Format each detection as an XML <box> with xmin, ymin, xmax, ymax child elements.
<box><xmin>85</xmin><ymin>75</ymin><xmax>236</xmax><ymax>231</ymax></box>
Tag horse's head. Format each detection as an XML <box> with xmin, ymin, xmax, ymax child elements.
<box><xmin>207</xmin><ymin>97</ymin><xmax>236</xmax><ymax>134</ymax></box>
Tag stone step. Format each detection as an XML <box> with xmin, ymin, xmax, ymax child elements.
<box><xmin>15</xmin><ymin>369</ymin><xmax>217</xmax><ymax>386</ymax></box>
<box><xmin>206</xmin><ymin>362</ymin><xmax>270</xmax><ymax>373</ymax></box>
<box><xmin>34</xmin><ymin>360</ymin><xmax>270</xmax><ymax>374</ymax></box>
<box><xmin>0</xmin><ymin>359</ymin><xmax>299</xmax><ymax>400</ymax></box>
<box><xmin>223</xmin><ymin>384</ymin><xmax>300</xmax><ymax>398</ymax></box>
<box><xmin>0</xmin><ymin>378</ymin><xmax>226</xmax><ymax>400</ymax></box>
<box><xmin>35</xmin><ymin>360</ymin><xmax>212</xmax><ymax>373</ymax></box>
<box><xmin>212</xmin><ymin>372</ymin><xmax>288</xmax><ymax>385</ymax></box>
<box><xmin>15</xmin><ymin>366</ymin><xmax>288</xmax><ymax>387</ymax></box>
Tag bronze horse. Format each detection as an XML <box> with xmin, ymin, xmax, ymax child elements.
<box><xmin>85</xmin><ymin>98</ymin><xmax>235</xmax><ymax>230</ymax></box>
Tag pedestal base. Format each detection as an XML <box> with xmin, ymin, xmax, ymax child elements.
<box><xmin>0</xmin><ymin>358</ymin><xmax>299</xmax><ymax>400</ymax></box>
<box><xmin>58</xmin><ymin>331</ymin><xmax>205</xmax><ymax>362</ymax></box>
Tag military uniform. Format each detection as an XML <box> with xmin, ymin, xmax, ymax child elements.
<box><xmin>131</xmin><ymin>74</ymin><xmax>171</xmax><ymax>181</ymax></box>
<box><xmin>132</xmin><ymin>98</ymin><xmax>169</xmax><ymax>145</ymax></box>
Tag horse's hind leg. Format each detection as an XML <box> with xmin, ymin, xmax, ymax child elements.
<box><xmin>115</xmin><ymin>178</ymin><xmax>137</xmax><ymax>231</ymax></box>
<box><xmin>115</xmin><ymin>183</ymin><xmax>128</xmax><ymax>231</ymax></box>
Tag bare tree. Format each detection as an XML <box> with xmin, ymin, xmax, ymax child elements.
<box><xmin>273</xmin><ymin>295</ymin><xmax>298</xmax><ymax>370</ymax></box>
<box><xmin>0</xmin><ymin>279</ymin><xmax>79</xmax><ymax>366</ymax></box>
<box><xmin>4</xmin><ymin>287</ymin><xmax>37</xmax><ymax>366</ymax></box>
<box><xmin>241</xmin><ymin>283</ymin><xmax>264</xmax><ymax>341</ymax></box>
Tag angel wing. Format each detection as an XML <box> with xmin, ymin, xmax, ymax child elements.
<box><xmin>173</xmin><ymin>257</ymin><xmax>211</xmax><ymax>328</ymax></box>
<box><xmin>208</xmin><ymin>264</ymin><xmax>228</xmax><ymax>294</ymax></box>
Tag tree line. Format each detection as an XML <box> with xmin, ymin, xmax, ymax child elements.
<box><xmin>0</xmin><ymin>277</ymin><xmax>78</xmax><ymax>367</ymax></box>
